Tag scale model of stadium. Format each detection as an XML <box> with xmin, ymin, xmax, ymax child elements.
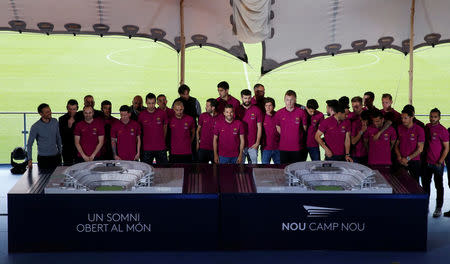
<box><xmin>284</xmin><ymin>161</ymin><xmax>390</xmax><ymax>192</ymax></box>
<box><xmin>62</xmin><ymin>161</ymin><xmax>154</xmax><ymax>191</ymax></box>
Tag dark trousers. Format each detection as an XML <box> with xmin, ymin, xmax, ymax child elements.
<box><xmin>198</xmin><ymin>149</ymin><xmax>214</xmax><ymax>163</ymax></box>
<box><xmin>170</xmin><ymin>154</ymin><xmax>193</xmax><ymax>163</ymax></box>
<box><xmin>308</xmin><ymin>147</ymin><xmax>320</xmax><ymax>161</ymax></box>
<box><xmin>325</xmin><ymin>155</ymin><xmax>345</xmax><ymax>161</ymax></box>
<box><xmin>299</xmin><ymin>148</ymin><xmax>308</xmax><ymax>162</ymax></box>
<box><xmin>141</xmin><ymin>150</ymin><xmax>168</xmax><ymax>165</ymax></box>
<box><xmin>37</xmin><ymin>154</ymin><xmax>61</xmax><ymax>169</ymax></box>
<box><xmin>423</xmin><ymin>163</ymin><xmax>445</xmax><ymax>208</ymax></box>
<box><xmin>352</xmin><ymin>156</ymin><xmax>368</xmax><ymax>165</ymax></box>
<box><xmin>280</xmin><ymin>151</ymin><xmax>301</xmax><ymax>164</ymax></box>
<box><xmin>61</xmin><ymin>145</ymin><xmax>76</xmax><ymax>166</ymax></box>
<box><xmin>406</xmin><ymin>160</ymin><xmax>421</xmax><ymax>184</ymax></box>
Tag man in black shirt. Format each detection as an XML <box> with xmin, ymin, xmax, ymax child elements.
<box><xmin>130</xmin><ymin>95</ymin><xmax>146</xmax><ymax>121</ymax></box>
<box><xmin>75</xmin><ymin>95</ymin><xmax>103</xmax><ymax>121</ymax></box>
<box><xmin>59</xmin><ymin>99</ymin><xmax>80</xmax><ymax>166</ymax></box>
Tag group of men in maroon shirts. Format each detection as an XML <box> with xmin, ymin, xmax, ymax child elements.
<box><xmin>29</xmin><ymin>81</ymin><xmax>449</xmax><ymax>217</ymax></box>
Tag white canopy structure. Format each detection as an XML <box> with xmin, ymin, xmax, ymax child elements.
<box><xmin>0</xmin><ymin>0</ymin><xmax>248</xmax><ymax>83</ymax></box>
<box><xmin>262</xmin><ymin>0</ymin><xmax>450</xmax><ymax>73</ymax></box>
<box><xmin>2</xmin><ymin>0</ymin><xmax>450</xmax><ymax>102</ymax></box>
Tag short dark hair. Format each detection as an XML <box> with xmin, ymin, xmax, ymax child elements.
<box><xmin>224</xmin><ymin>104</ymin><xmax>234</xmax><ymax>111</ymax></box>
<box><xmin>361</xmin><ymin>110</ymin><xmax>371</xmax><ymax>121</ymax></box>
<box><xmin>382</xmin><ymin>93</ymin><xmax>392</xmax><ymax>100</ymax></box>
<box><xmin>101</xmin><ymin>100</ymin><xmax>111</xmax><ymax>108</ymax></box>
<box><xmin>364</xmin><ymin>91</ymin><xmax>375</xmax><ymax>100</ymax></box>
<box><xmin>285</xmin><ymin>90</ymin><xmax>297</xmax><ymax>98</ymax></box>
<box><xmin>145</xmin><ymin>93</ymin><xmax>156</xmax><ymax>101</ymax></box>
<box><xmin>351</xmin><ymin>96</ymin><xmax>363</xmax><ymax>104</ymax></box>
<box><xmin>217</xmin><ymin>81</ymin><xmax>229</xmax><ymax>90</ymax></box>
<box><xmin>331</xmin><ymin>103</ymin><xmax>345</xmax><ymax>114</ymax></box>
<box><xmin>326</xmin><ymin>99</ymin><xmax>339</xmax><ymax>107</ymax></box>
<box><xmin>401</xmin><ymin>108</ymin><xmax>414</xmax><ymax>117</ymax></box>
<box><xmin>402</xmin><ymin>104</ymin><xmax>415</xmax><ymax>113</ymax></box>
<box><xmin>37</xmin><ymin>103</ymin><xmax>49</xmax><ymax>113</ymax></box>
<box><xmin>157</xmin><ymin>94</ymin><xmax>166</xmax><ymax>100</ymax></box>
<box><xmin>430</xmin><ymin>108</ymin><xmax>441</xmax><ymax>117</ymax></box>
<box><xmin>306</xmin><ymin>99</ymin><xmax>319</xmax><ymax>110</ymax></box>
<box><xmin>264</xmin><ymin>97</ymin><xmax>276</xmax><ymax>108</ymax></box>
<box><xmin>67</xmin><ymin>99</ymin><xmax>78</xmax><ymax>106</ymax></box>
<box><xmin>253</xmin><ymin>83</ymin><xmax>263</xmax><ymax>90</ymax></box>
<box><xmin>370</xmin><ymin>110</ymin><xmax>383</xmax><ymax>120</ymax></box>
<box><xmin>119</xmin><ymin>105</ymin><xmax>131</xmax><ymax>113</ymax></box>
<box><xmin>339</xmin><ymin>96</ymin><xmax>350</xmax><ymax>109</ymax></box>
<box><xmin>241</xmin><ymin>89</ymin><xmax>252</xmax><ymax>97</ymax></box>
<box><xmin>206</xmin><ymin>98</ymin><xmax>217</xmax><ymax>109</ymax></box>
<box><xmin>178</xmin><ymin>84</ymin><xmax>190</xmax><ymax>95</ymax></box>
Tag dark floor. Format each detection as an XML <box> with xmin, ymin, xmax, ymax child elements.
<box><xmin>1</xmin><ymin>164</ymin><xmax>450</xmax><ymax>264</ymax></box>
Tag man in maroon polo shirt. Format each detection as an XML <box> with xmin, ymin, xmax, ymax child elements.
<box><xmin>363</xmin><ymin>91</ymin><xmax>378</xmax><ymax>111</ymax></box>
<box><xmin>74</xmin><ymin>106</ymin><xmax>105</xmax><ymax>163</ymax></box>
<box><xmin>381</xmin><ymin>93</ymin><xmax>402</xmax><ymax>126</ymax></box>
<box><xmin>216</xmin><ymin>81</ymin><xmax>240</xmax><ymax>114</ymax></box>
<box><xmin>169</xmin><ymin>101</ymin><xmax>195</xmax><ymax>163</ymax></box>
<box><xmin>275</xmin><ymin>90</ymin><xmax>307</xmax><ymax>163</ymax></box>
<box><xmin>422</xmin><ymin>108</ymin><xmax>449</xmax><ymax>217</ymax></box>
<box><xmin>251</xmin><ymin>83</ymin><xmax>266</xmax><ymax>112</ymax></box>
<box><xmin>364</xmin><ymin>111</ymin><xmax>397</xmax><ymax>166</ymax></box>
<box><xmin>111</xmin><ymin>105</ymin><xmax>141</xmax><ymax>161</ymax></box>
<box><xmin>395</xmin><ymin>108</ymin><xmax>425</xmax><ymax>184</ymax></box>
<box><xmin>305</xmin><ymin>99</ymin><xmax>324</xmax><ymax>161</ymax></box>
<box><xmin>138</xmin><ymin>93</ymin><xmax>168</xmax><ymax>164</ymax></box>
<box><xmin>213</xmin><ymin>105</ymin><xmax>245</xmax><ymax>164</ymax></box>
<box><xmin>100</xmin><ymin>100</ymin><xmax>118</xmax><ymax>160</ymax></box>
<box><xmin>350</xmin><ymin>110</ymin><xmax>370</xmax><ymax>164</ymax></box>
<box><xmin>348</xmin><ymin>96</ymin><xmax>363</xmax><ymax>123</ymax></box>
<box><xmin>315</xmin><ymin>103</ymin><xmax>352</xmax><ymax>162</ymax></box>
<box><xmin>236</xmin><ymin>89</ymin><xmax>263</xmax><ymax>164</ymax></box>
<box><xmin>157</xmin><ymin>94</ymin><xmax>175</xmax><ymax>152</ymax></box>
<box><xmin>261</xmin><ymin>97</ymin><xmax>280</xmax><ymax>164</ymax></box>
<box><xmin>197</xmin><ymin>98</ymin><xmax>222</xmax><ymax>163</ymax></box>
<box><xmin>157</xmin><ymin>94</ymin><xmax>175</xmax><ymax>120</ymax></box>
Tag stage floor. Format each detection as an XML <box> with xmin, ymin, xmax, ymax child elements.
<box><xmin>1</xmin><ymin>164</ymin><xmax>450</xmax><ymax>263</ymax></box>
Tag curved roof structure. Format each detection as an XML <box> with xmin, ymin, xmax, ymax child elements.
<box><xmin>262</xmin><ymin>0</ymin><xmax>450</xmax><ymax>74</ymax></box>
<box><xmin>0</xmin><ymin>0</ymin><xmax>247</xmax><ymax>61</ymax></box>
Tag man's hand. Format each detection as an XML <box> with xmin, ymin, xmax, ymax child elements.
<box><xmin>27</xmin><ymin>160</ymin><xmax>33</xmax><ymax>169</ymax></box>
<box><xmin>325</xmin><ymin>148</ymin><xmax>333</xmax><ymax>158</ymax></box>
<box><xmin>400</xmin><ymin>157</ymin><xmax>409</xmax><ymax>166</ymax></box>
<box><xmin>82</xmin><ymin>154</ymin><xmax>90</xmax><ymax>162</ymax></box>
<box><xmin>345</xmin><ymin>155</ymin><xmax>353</xmax><ymax>162</ymax></box>
<box><xmin>214</xmin><ymin>154</ymin><xmax>219</xmax><ymax>164</ymax></box>
<box><xmin>373</xmin><ymin>131</ymin><xmax>382</xmax><ymax>141</ymax></box>
<box><xmin>196</xmin><ymin>142</ymin><xmax>200</xmax><ymax>151</ymax></box>
<box><xmin>250</xmin><ymin>143</ymin><xmax>259</xmax><ymax>149</ymax></box>
<box><xmin>88</xmin><ymin>154</ymin><xmax>96</xmax><ymax>161</ymax></box>
<box><xmin>361</xmin><ymin>123</ymin><xmax>368</xmax><ymax>133</ymax></box>
<box><xmin>237</xmin><ymin>154</ymin><xmax>243</xmax><ymax>164</ymax></box>
<box><xmin>115</xmin><ymin>156</ymin><xmax>121</xmax><ymax>160</ymax></box>
<box><xmin>134</xmin><ymin>153</ymin><xmax>140</xmax><ymax>161</ymax></box>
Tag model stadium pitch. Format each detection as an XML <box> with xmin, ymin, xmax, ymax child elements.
<box><xmin>313</xmin><ymin>186</ymin><xmax>344</xmax><ymax>191</ymax></box>
<box><xmin>1</xmin><ymin>32</ymin><xmax>450</xmax><ymax>163</ymax></box>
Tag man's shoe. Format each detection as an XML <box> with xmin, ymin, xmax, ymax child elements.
<box><xmin>443</xmin><ymin>210</ymin><xmax>450</xmax><ymax>217</ymax></box>
<box><xmin>433</xmin><ymin>207</ymin><xmax>442</xmax><ymax>218</ymax></box>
